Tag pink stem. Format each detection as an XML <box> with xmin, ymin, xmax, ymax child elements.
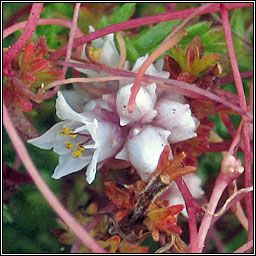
<box><xmin>51</xmin><ymin>3</ymin><xmax>81</xmax><ymax>96</ymax></box>
<box><xmin>3</xmin><ymin>18</ymin><xmax>84</xmax><ymax>61</ymax></box>
<box><xmin>242</xmin><ymin>122</ymin><xmax>253</xmax><ymax>242</ymax></box>
<box><xmin>128</xmin><ymin>30</ymin><xmax>186</xmax><ymax>113</ymax></box>
<box><xmin>221</xmin><ymin>4</ymin><xmax>253</xmax><ymax>243</ymax></box>
<box><xmin>128</xmin><ymin>3</ymin><xmax>215</xmax><ymax>113</ymax></box>
<box><xmin>208</xmin><ymin>140</ymin><xmax>231</xmax><ymax>152</ymax></box>
<box><xmin>55</xmin><ymin>60</ymin><xmax>252</xmax><ymax>120</ymax></box>
<box><xmin>220</xmin><ymin>4</ymin><xmax>247</xmax><ymax>111</ymax></box>
<box><xmin>196</xmin><ymin>122</ymin><xmax>244</xmax><ymax>252</ymax></box>
<box><xmin>3</xmin><ymin>18</ymin><xmax>83</xmax><ymax>39</ymax></box>
<box><xmin>3</xmin><ymin>102</ymin><xmax>107</xmax><ymax>253</ymax></box>
<box><xmin>219</xmin><ymin>113</ymin><xmax>236</xmax><ymax>137</ymax></box>
<box><xmin>49</xmin><ymin>3</ymin><xmax>252</xmax><ymax>60</ymax></box>
<box><xmin>175</xmin><ymin>178</ymin><xmax>200</xmax><ymax>252</ymax></box>
<box><xmin>234</xmin><ymin>240</ymin><xmax>253</xmax><ymax>253</ymax></box>
<box><xmin>5</xmin><ymin>3</ymin><xmax>32</xmax><ymax>28</ymax></box>
<box><xmin>63</xmin><ymin>3</ymin><xmax>81</xmax><ymax>77</ymax></box>
<box><xmin>3</xmin><ymin>3</ymin><xmax>44</xmax><ymax>77</ymax></box>
<box><xmin>219</xmin><ymin>70</ymin><xmax>253</xmax><ymax>85</ymax></box>
<box><xmin>211</xmin><ymin>187</ymin><xmax>252</xmax><ymax>226</ymax></box>
<box><xmin>196</xmin><ymin>173</ymin><xmax>230</xmax><ymax>253</ymax></box>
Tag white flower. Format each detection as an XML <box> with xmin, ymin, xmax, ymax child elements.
<box><xmin>161</xmin><ymin>173</ymin><xmax>204</xmax><ymax>217</ymax></box>
<box><xmin>61</xmin><ymin>84</ymin><xmax>92</xmax><ymax>113</ymax></box>
<box><xmin>116</xmin><ymin>83</ymin><xmax>158</xmax><ymax>126</ymax></box>
<box><xmin>132</xmin><ymin>54</ymin><xmax>170</xmax><ymax>79</ymax></box>
<box><xmin>116</xmin><ymin>125</ymin><xmax>172</xmax><ymax>181</ymax></box>
<box><xmin>153</xmin><ymin>95</ymin><xmax>200</xmax><ymax>143</ymax></box>
<box><xmin>28</xmin><ymin>91</ymin><xmax>123</xmax><ymax>184</ymax></box>
<box><xmin>119</xmin><ymin>54</ymin><xmax>169</xmax><ymax>88</ymax></box>
<box><xmin>73</xmin><ymin>26</ymin><xmax>122</xmax><ymax>91</ymax></box>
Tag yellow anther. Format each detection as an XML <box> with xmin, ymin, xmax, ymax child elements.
<box><xmin>89</xmin><ymin>46</ymin><xmax>101</xmax><ymax>61</ymax></box>
<box><xmin>72</xmin><ymin>151</ymin><xmax>83</xmax><ymax>158</ymax></box>
<box><xmin>60</xmin><ymin>127</ymin><xmax>71</xmax><ymax>135</ymax></box>
<box><xmin>76</xmin><ymin>143</ymin><xmax>85</xmax><ymax>151</ymax></box>
<box><xmin>64</xmin><ymin>142</ymin><xmax>73</xmax><ymax>150</ymax></box>
<box><xmin>69</xmin><ymin>134</ymin><xmax>77</xmax><ymax>138</ymax></box>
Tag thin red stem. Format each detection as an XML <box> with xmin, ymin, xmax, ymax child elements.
<box><xmin>211</xmin><ymin>187</ymin><xmax>252</xmax><ymax>226</ymax></box>
<box><xmin>3</xmin><ymin>102</ymin><xmax>107</xmax><ymax>253</ymax></box>
<box><xmin>219</xmin><ymin>70</ymin><xmax>253</xmax><ymax>85</ymax></box>
<box><xmin>3</xmin><ymin>3</ymin><xmax>44</xmax><ymax>77</ymax></box>
<box><xmin>196</xmin><ymin>173</ymin><xmax>230</xmax><ymax>253</ymax></box>
<box><xmin>175</xmin><ymin>178</ymin><xmax>200</xmax><ymax>252</ymax></box>
<box><xmin>55</xmin><ymin>60</ymin><xmax>252</xmax><ymax>120</ymax></box>
<box><xmin>49</xmin><ymin>3</ymin><xmax>252</xmax><ymax>60</ymax></box>
<box><xmin>5</xmin><ymin>3</ymin><xmax>32</xmax><ymax>28</ymax></box>
<box><xmin>3</xmin><ymin>18</ymin><xmax>83</xmax><ymax>39</ymax></box>
<box><xmin>51</xmin><ymin>3</ymin><xmax>81</xmax><ymax>96</ymax></box>
<box><xmin>221</xmin><ymin>4</ymin><xmax>253</xmax><ymax>244</ymax></box>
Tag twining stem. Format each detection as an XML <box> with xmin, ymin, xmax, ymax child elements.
<box><xmin>175</xmin><ymin>178</ymin><xmax>200</xmax><ymax>252</ymax></box>
<box><xmin>116</xmin><ymin>32</ymin><xmax>127</xmax><ymax>69</ymax></box>
<box><xmin>58</xmin><ymin>60</ymin><xmax>252</xmax><ymax>120</ymax></box>
<box><xmin>221</xmin><ymin>4</ymin><xmax>253</xmax><ymax>243</ymax></box>
<box><xmin>49</xmin><ymin>3</ymin><xmax>252</xmax><ymax>60</ymax></box>
<box><xmin>196</xmin><ymin>122</ymin><xmax>244</xmax><ymax>253</ymax></box>
<box><xmin>3</xmin><ymin>3</ymin><xmax>44</xmax><ymax>77</ymax></box>
<box><xmin>62</xmin><ymin>3</ymin><xmax>81</xmax><ymax>77</ymax></box>
<box><xmin>127</xmin><ymin>3</ymin><xmax>215</xmax><ymax>113</ymax></box>
<box><xmin>43</xmin><ymin>76</ymin><xmax>124</xmax><ymax>92</ymax></box>
<box><xmin>196</xmin><ymin>173</ymin><xmax>230</xmax><ymax>253</ymax></box>
<box><xmin>127</xmin><ymin>30</ymin><xmax>186</xmax><ymax>113</ymax></box>
<box><xmin>3</xmin><ymin>18</ymin><xmax>83</xmax><ymax>39</ymax></box>
<box><xmin>3</xmin><ymin>102</ymin><xmax>107</xmax><ymax>253</ymax></box>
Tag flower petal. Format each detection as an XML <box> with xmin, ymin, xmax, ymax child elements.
<box><xmin>56</xmin><ymin>91</ymin><xmax>89</xmax><ymax>123</ymax></box>
<box><xmin>52</xmin><ymin>154</ymin><xmax>92</xmax><ymax>179</ymax></box>
<box><xmin>100</xmin><ymin>37</ymin><xmax>120</xmax><ymax>67</ymax></box>
<box><xmin>127</xmin><ymin>125</ymin><xmax>171</xmax><ymax>180</ymax></box>
<box><xmin>153</xmin><ymin>97</ymin><xmax>199</xmax><ymax>143</ymax></box>
<box><xmin>86</xmin><ymin>148</ymin><xmax>100</xmax><ymax>184</ymax></box>
<box><xmin>27</xmin><ymin>121</ymin><xmax>69</xmax><ymax>151</ymax></box>
<box><xmin>116</xmin><ymin>83</ymin><xmax>157</xmax><ymax>126</ymax></box>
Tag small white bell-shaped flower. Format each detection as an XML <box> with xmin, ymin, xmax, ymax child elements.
<box><xmin>28</xmin><ymin>91</ymin><xmax>123</xmax><ymax>184</ymax></box>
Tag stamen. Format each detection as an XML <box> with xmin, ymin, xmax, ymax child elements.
<box><xmin>68</xmin><ymin>133</ymin><xmax>77</xmax><ymax>138</ymax></box>
<box><xmin>60</xmin><ymin>127</ymin><xmax>77</xmax><ymax>138</ymax></box>
<box><xmin>89</xmin><ymin>46</ymin><xmax>101</xmax><ymax>61</ymax></box>
<box><xmin>60</xmin><ymin>127</ymin><xmax>71</xmax><ymax>135</ymax></box>
<box><xmin>65</xmin><ymin>142</ymin><xmax>74</xmax><ymax>150</ymax></box>
<box><xmin>76</xmin><ymin>143</ymin><xmax>85</xmax><ymax>151</ymax></box>
<box><xmin>72</xmin><ymin>150</ymin><xmax>83</xmax><ymax>158</ymax></box>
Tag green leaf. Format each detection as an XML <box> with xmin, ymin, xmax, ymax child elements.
<box><xmin>208</xmin><ymin>113</ymin><xmax>231</xmax><ymax>139</ymax></box>
<box><xmin>226</xmin><ymin>229</ymin><xmax>248</xmax><ymax>253</ymax></box>
<box><xmin>48</xmin><ymin>3</ymin><xmax>74</xmax><ymax>18</ymax></box>
<box><xmin>232</xmin><ymin>8</ymin><xmax>246</xmax><ymax>58</ymax></box>
<box><xmin>200</xmin><ymin>27</ymin><xmax>226</xmax><ymax>55</ymax></box>
<box><xmin>179</xmin><ymin>21</ymin><xmax>212</xmax><ymax>47</ymax></box>
<box><xmin>109</xmin><ymin>3</ymin><xmax>136</xmax><ymax>25</ymax></box>
<box><xmin>98</xmin><ymin>15</ymin><xmax>109</xmax><ymax>29</ymax></box>
<box><xmin>124</xmin><ymin>36</ymin><xmax>140</xmax><ymax>63</ymax></box>
<box><xmin>131</xmin><ymin>19</ymin><xmax>181</xmax><ymax>55</ymax></box>
<box><xmin>3</xmin><ymin>204</ymin><xmax>13</xmax><ymax>224</ymax></box>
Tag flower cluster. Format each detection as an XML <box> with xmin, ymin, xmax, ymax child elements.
<box><xmin>28</xmin><ymin>29</ymin><xmax>204</xmax><ymax>210</ymax></box>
